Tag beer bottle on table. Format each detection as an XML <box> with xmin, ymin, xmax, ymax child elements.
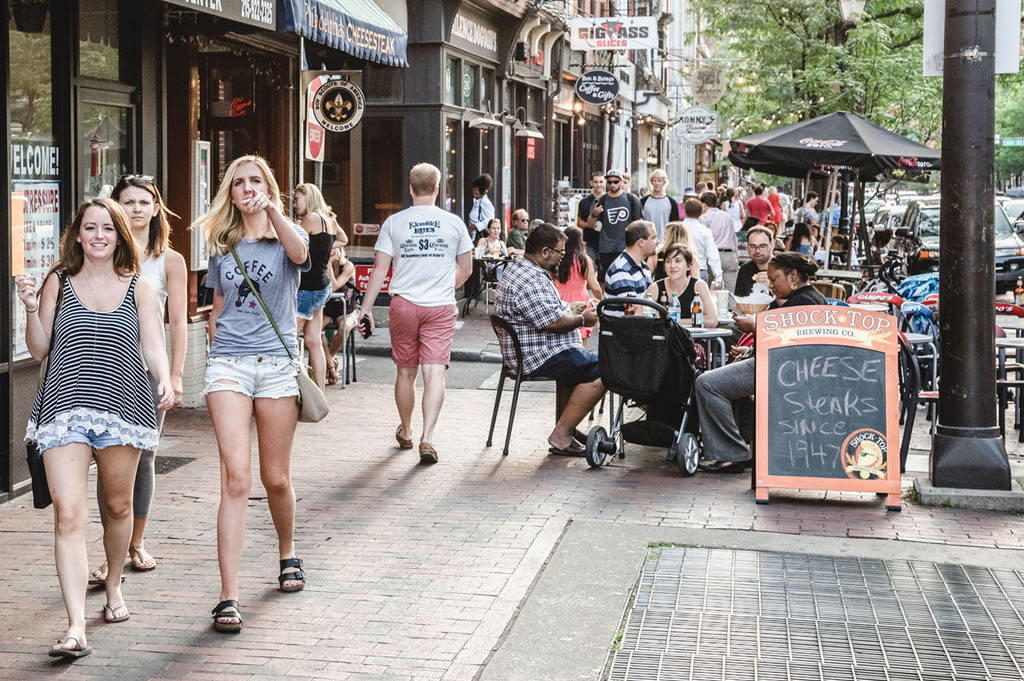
<box><xmin>1015</xmin><ymin>276</ymin><xmax>1023</xmax><ymax>306</ymax></box>
<box><xmin>691</xmin><ymin>296</ymin><xmax>704</xmax><ymax>328</ymax></box>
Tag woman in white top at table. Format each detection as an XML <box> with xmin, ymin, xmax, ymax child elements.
<box><xmin>475</xmin><ymin>219</ymin><xmax>508</xmax><ymax>258</ymax></box>
<box><xmin>90</xmin><ymin>173</ymin><xmax>187</xmax><ymax>585</ymax></box>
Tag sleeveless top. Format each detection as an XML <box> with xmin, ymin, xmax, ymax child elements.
<box><xmin>140</xmin><ymin>252</ymin><xmax>167</xmax><ymax>313</ymax></box>
<box><xmin>655</xmin><ymin>277</ymin><xmax>697</xmax><ymax>318</ymax></box>
<box><xmin>554</xmin><ymin>255</ymin><xmax>589</xmax><ymax>303</ymax></box>
<box><xmin>299</xmin><ymin>214</ymin><xmax>334</xmax><ymax>291</ymax></box>
<box><xmin>26</xmin><ymin>274</ymin><xmax>158</xmax><ymax>451</ymax></box>
<box><xmin>724</xmin><ymin>201</ymin><xmax>743</xmax><ymax>230</ymax></box>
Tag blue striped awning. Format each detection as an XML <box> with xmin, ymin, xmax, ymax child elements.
<box><xmin>278</xmin><ymin>0</ymin><xmax>408</xmax><ymax>67</ymax></box>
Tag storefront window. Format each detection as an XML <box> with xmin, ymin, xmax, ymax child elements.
<box><xmin>445</xmin><ymin>57</ymin><xmax>458</xmax><ymax>106</ymax></box>
<box><xmin>445</xmin><ymin>120</ymin><xmax>459</xmax><ymax>214</ymax></box>
<box><xmin>79</xmin><ymin>101</ymin><xmax>131</xmax><ymax>200</ymax></box>
<box><xmin>364</xmin><ymin>64</ymin><xmax>401</xmax><ymax>102</ymax></box>
<box><xmin>361</xmin><ymin>119</ymin><xmax>404</xmax><ymax>239</ymax></box>
<box><xmin>9</xmin><ymin>0</ymin><xmax>59</xmax><ymax>361</ymax></box>
<box><xmin>481</xmin><ymin>68</ymin><xmax>494</xmax><ymax>113</ymax></box>
<box><xmin>79</xmin><ymin>0</ymin><xmax>120</xmax><ymax>80</ymax></box>
<box><xmin>462</xmin><ymin>63</ymin><xmax>478</xmax><ymax>110</ymax></box>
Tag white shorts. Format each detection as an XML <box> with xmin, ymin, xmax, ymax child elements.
<box><xmin>203</xmin><ymin>355</ymin><xmax>299</xmax><ymax>400</ymax></box>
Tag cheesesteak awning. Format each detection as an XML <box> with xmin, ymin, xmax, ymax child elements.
<box><xmin>278</xmin><ymin>0</ymin><xmax>408</xmax><ymax>67</ymax></box>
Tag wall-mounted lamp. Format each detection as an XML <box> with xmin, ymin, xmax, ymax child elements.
<box><xmin>509</xmin><ymin>105</ymin><xmax>544</xmax><ymax>139</ymax></box>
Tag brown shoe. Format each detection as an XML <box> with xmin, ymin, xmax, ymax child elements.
<box><xmin>419</xmin><ymin>442</ymin><xmax>438</xmax><ymax>464</ymax></box>
<box><xmin>395</xmin><ymin>425</ymin><xmax>413</xmax><ymax>450</ymax></box>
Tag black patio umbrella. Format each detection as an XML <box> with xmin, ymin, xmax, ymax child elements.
<box><xmin>727</xmin><ymin>111</ymin><xmax>940</xmax><ymax>178</ymax></box>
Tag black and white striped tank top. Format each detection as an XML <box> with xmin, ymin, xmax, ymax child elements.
<box><xmin>26</xmin><ymin>274</ymin><xmax>158</xmax><ymax>450</ymax></box>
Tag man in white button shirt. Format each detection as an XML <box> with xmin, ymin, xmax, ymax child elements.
<box><xmin>681</xmin><ymin>198</ymin><xmax>722</xmax><ymax>286</ymax></box>
<box><xmin>699</xmin><ymin>191</ymin><xmax>739</xmax><ymax>292</ymax></box>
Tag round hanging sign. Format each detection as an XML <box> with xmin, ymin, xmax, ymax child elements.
<box><xmin>312</xmin><ymin>79</ymin><xmax>365</xmax><ymax>133</ymax></box>
<box><xmin>575</xmin><ymin>70</ymin><xmax>619</xmax><ymax>105</ymax></box>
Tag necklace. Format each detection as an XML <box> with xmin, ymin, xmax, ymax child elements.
<box><xmin>79</xmin><ymin>271</ymin><xmax>116</xmax><ymax>364</ymax></box>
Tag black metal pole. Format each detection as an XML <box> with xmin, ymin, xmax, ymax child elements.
<box><xmin>931</xmin><ymin>0</ymin><xmax>1011</xmax><ymax>489</ymax></box>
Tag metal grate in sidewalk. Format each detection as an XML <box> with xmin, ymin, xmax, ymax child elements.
<box><xmin>607</xmin><ymin>547</ymin><xmax>1024</xmax><ymax>681</ymax></box>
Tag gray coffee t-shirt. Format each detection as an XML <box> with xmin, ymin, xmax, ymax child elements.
<box><xmin>207</xmin><ymin>225</ymin><xmax>311</xmax><ymax>358</ymax></box>
<box><xmin>597</xmin><ymin>193</ymin><xmax>638</xmax><ymax>253</ymax></box>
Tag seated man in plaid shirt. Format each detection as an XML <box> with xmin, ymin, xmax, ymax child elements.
<box><xmin>495</xmin><ymin>223</ymin><xmax>606</xmax><ymax>455</ymax></box>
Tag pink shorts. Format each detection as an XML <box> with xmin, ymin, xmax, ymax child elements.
<box><xmin>389</xmin><ymin>296</ymin><xmax>458</xmax><ymax>368</ymax></box>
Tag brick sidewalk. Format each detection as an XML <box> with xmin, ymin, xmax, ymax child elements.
<box><xmin>1</xmin><ymin>382</ymin><xmax>1022</xmax><ymax>681</ymax></box>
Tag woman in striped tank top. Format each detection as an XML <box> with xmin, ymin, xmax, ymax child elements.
<box><xmin>89</xmin><ymin>175</ymin><xmax>187</xmax><ymax>585</ymax></box>
<box><xmin>16</xmin><ymin>198</ymin><xmax>174</xmax><ymax>659</ymax></box>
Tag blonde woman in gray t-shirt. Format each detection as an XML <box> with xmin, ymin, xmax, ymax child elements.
<box><xmin>192</xmin><ymin>155</ymin><xmax>311</xmax><ymax>634</ymax></box>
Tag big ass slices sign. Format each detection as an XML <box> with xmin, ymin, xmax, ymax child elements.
<box><xmin>754</xmin><ymin>305</ymin><xmax>901</xmax><ymax>510</ymax></box>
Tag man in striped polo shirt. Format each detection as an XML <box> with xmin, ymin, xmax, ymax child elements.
<box><xmin>604</xmin><ymin>220</ymin><xmax>658</xmax><ymax>312</ymax></box>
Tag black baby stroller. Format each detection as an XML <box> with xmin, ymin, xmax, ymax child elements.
<box><xmin>585</xmin><ymin>297</ymin><xmax>702</xmax><ymax>475</ymax></box>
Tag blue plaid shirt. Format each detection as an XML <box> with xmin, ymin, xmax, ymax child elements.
<box><xmin>495</xmin><ymin>258</ymin><xmax>581</xmax><ymax>375</ymax></box>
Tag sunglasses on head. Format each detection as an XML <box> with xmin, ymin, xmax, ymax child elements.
<box><xmin>117</xmin><ymin>174</ymin><xmax>155</xmax><ymax>184</ymax></box>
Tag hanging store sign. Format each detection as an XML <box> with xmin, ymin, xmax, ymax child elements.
<box><xmin>312</xmin><ymin>78</ymin><xmax>365</xmax><ymax>133</ymax></box>
<box><xmin>165</xmin><ymin>0</ymin><xmax>275</xmax><ymax>30</ymax></box>
<box><xmin>569</xmin><ymin>17</ymin><xmax>658</xmax><ymax>51</ymax></box>
<box><xmin>678</xmin><ymin>106</ymin><xmax>719</xmax><ymax>144</ymax></box>
<box><xmin>575</xmin><ymin>70</ymin><xmax>619</xmax><ymax>105</ymax></box>
<box><xmin>691</xmin><ymin>66</ymin><xmax>727</xmax><ymax>107</ymax></box>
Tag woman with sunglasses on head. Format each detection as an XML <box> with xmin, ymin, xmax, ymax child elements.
<box><xmin>192</xmin><ymin>155</ymin><xmax>310</xmax><ymax>634</ymax></box>
<box><xmin>88</xmin><ymin>174</ymin><xmax>187</xmax><ymax>586</ymax></box>
<box><xmin>293</xmin><ymin>183</ymin><xmax>345</xmax><ymax>390</ymax></box>
<box><xmin>17</xmin><ymin>199</ymin><xmax>173</xmax><ymax>659</ymax></box>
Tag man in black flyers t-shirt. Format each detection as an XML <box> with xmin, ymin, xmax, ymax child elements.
<box><xmin>580</xmin><ymin>169</ymin><xmax>642</xmax><ymax>281</ymax></box>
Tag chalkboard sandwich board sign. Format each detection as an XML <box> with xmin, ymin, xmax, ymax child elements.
<box><xmin>755</xmin><ymin>305</ymin><xmax>901</xmax><ymax>510</ymax></box>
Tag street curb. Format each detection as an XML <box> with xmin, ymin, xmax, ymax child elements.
<box><xmin>913</xmin><ymin>477</ymin><xmax>1024</xmax><ymax>512</ymax></box>
<box><xmin>356</xmin><ymin>342</ymin><xmax>503</xmax><ymax>364</ymax></box>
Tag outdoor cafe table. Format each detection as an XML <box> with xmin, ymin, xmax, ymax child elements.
<box><xmin>817</xmin><ymin>268</ymin><xmax>864</xmax><ymax>282</ymax></box>
<box><xmin>683</xmin><ymin>326</ymin><xmax>732</xmax><ymax>368</ymax></box>
<box><xmin>997</xmin><ymin>316</ymin><xmax>1024</xmax><ymax>336</ymax></box>
<box><xmin>464</xmin><ymin>255</ymin><xmax>515</xmax><ymax>316</ymax></box>
<box><xmin>850</xmin><ymin>302</ymin><xmax>888</xmax><ymax>313</ymax></box>
<box><xmin>996</xmin><ymin>337</ymin><xmax>1024</xmax><ymax>437</ymax></box>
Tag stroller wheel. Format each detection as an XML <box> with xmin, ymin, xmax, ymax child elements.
<box><xmin>586</xmin><ymin>426</ymin><xmax>610</xmax><ymax>468</ymax></box>
<box><xmin>675</xmin><ymin>433</ymin><xmax>700</xmax><ymax>477</ymax></box>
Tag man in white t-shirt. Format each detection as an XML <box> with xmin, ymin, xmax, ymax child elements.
<box><xmin>681</xmin><ymin>197</ymin><xmax>722</xmax><ymax>285</ymax></box>
<box><xmin>358</xmin><ymin>163</ymin><xmax>474</xmax><ymax>464</ymax></box>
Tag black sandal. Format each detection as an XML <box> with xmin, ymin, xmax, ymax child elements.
<box><xmin>698</xmin><ymin>461</ymin><xmax>747</xmax><ymax>474</ymax></box>
<box><xmin>211</xmin><ymin>600</ymin><xmax>243</xmax><ymax>633</ymax></box>
<box><xmin>279</xmin><ymin>557</ymin><xmax>305</xmax><ymax>593</ymax></box>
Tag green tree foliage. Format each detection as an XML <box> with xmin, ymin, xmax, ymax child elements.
<box><xmin>995</xmin><ymin>82</ymin><xmax>1024</xmax><ymax>185</ymax></box>
<box><xmin>690</xmin><ymin>0</ymin><xmax>941</xmax><ymax>146</ymax></box>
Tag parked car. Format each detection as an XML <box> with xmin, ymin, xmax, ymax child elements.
<box><xmin>872</xmin><ymin>204</ymin><xmax>908</xmax><ymax>233</ymax></box>
<box><xmin>896</xmin><ymin>200</ymin><xmax>1024</xmax><ymax>290</ymax></box>
<box><xmin>1002</xmin><ymin>199</ymin><xmax>1024</xmax><ymax>227</ymax></box>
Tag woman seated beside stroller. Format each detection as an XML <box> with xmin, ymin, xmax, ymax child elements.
<box><xmin>694</xmin><ymin>252</ymin><xmax>826</xmax><ymax>473</ymax></box>
<box><xmin>644</xmin><ymin>245</ymin><xmax>718</xmax><ymax>328</ymax></box>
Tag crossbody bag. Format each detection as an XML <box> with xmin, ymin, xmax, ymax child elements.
<box><xmin>228</xmin><ymin>248</ymin><xmax>329</xmax><ymax>423</ymax></box>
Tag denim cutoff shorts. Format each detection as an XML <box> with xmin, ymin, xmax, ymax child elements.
<box><xmin>203</xmin><ymin>355</ymin><xmax>300</xmax><ymax>400</ymax></box>
<box><xmin>36</xmin><ymin>425</ymin><xmax>134</xmax><ymax>455</ymax></box>
<box><xmin>297</xmin><ymin>285</ymin><xmax>332</xmax><ymax>320</ymax></box>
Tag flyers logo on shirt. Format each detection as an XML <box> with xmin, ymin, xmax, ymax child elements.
<box><xmin>605</xmin><ymin>206</ymin><xmax>631</xmax><ymax>225</ymax></box>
